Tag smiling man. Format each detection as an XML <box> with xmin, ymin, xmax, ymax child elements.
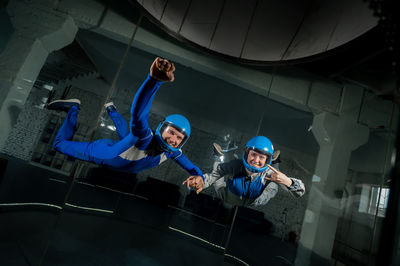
<box><xmin>46</xmin><ymin>57</ymin><xmax>203</xmax><ymax>182</ymax></box>
<box><xmin>183</xmin><ymin>136</ymin><xmax>304</xmax><ymax>207</ymax></box>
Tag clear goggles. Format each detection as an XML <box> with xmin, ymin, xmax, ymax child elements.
<box><xmin>159</xmin><ymin>122</ymin><xmax>189</xmax><ymax>149</ymax></box>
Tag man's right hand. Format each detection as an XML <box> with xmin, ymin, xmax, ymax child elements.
<box><xmin>182</xmin><ymin>176</ymin><xmax>204</xmax><ymax>194</ymax></box>
<box><xmin>150</xmin><ymin>57</ymin><xmax>175</xmax><ymax>82</ymax></box>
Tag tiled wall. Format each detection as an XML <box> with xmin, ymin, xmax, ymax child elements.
<box><xmin>1</xmin><ymin>85</ymin><xmax>51</xmax><ymax>161</ymax></box>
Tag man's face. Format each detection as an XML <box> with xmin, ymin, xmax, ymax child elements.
<box><xmin>161</xmin><ymin>126</ymin><xmax>185</xmax><ymax>148</ymax></box>
<box><xmin>247</xmin><ymin>149</ymin><xmax>268</xmax><ymax>168</ymax></box>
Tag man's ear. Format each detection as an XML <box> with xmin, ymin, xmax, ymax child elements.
<box><xmin>272</xmin><ymin>150</ymin><xmax>280</xmax><ymax>161</ymax></box>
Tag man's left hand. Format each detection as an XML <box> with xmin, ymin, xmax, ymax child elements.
<box><xmin>150</xmin><ymin>57</ymin><xmax>176</xmax><ymax>82</ymax></box>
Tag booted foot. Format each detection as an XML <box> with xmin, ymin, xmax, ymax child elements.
<box><xmin>104</xmin><ymin>102</ymin><xmax>116</xmax><ymax>113</ymax></box>
<box><xmin>47</xmin><ymin>99</ymin><xmax>80</xmax><ymax>112</ymax></box>
<box><xmin>272</xmin><ymin>150</ymin><xmax>280</xmax><ymax>161</ymax></box>
<box><xmin>213</xmin><ymin>143</ymin><xmax>224</xmax><ymax>156</ymax></box>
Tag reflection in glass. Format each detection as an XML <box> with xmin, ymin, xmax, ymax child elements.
<box><xmin>359</xmin><ymin>184</ymin><xmax>389</xmax><ymax>217</ymax></box>
<box><xmin>0</xmin><ymin>1</ymin><xmax>399</xmax><ymax>266</ymax></box>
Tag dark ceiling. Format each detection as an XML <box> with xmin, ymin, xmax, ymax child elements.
<box><xmin>22</xmin><ymin>0</ymin><xmax>394</xmax><ymax>104</ymax></box>
<box><xmin>137</xmin><ymin>0</ymin><xmax>378</xmax><ymax>61</ymax></box>
<box><xmin>95</xmin><ymin>0</ymin><xmax>399</xmax><ymax>101</ymax></box>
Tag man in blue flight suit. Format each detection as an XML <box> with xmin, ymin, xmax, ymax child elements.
<box><xmin>183</xmin><ymin>136</ymin><xmax>305</xmax><ymax>206</ymax></box>
<box><xmin>47</xmin><ymin>57</ymin><xmax>204</xmax><ymax>182</ymax></box>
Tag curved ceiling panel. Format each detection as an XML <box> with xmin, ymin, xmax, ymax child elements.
<box><xmin>137</xmin><ymin>0</ymin><xmax>378</xmax><ymax>62</ymax></box>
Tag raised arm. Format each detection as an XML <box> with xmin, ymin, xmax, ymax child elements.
<box><xmin>173</xmin><ymin>152</ymin><xmax>204</xmax><ymax>178</ymax></box>
<box><xmin>281</xmin><ymin>177</ymin><xmax>306</xmax><ymax>198</ymax></box>
<box><xmin>129</xmin><ymin>58</ymin><xmax>175</xmax><ymax>138</ymax></box>
<box><xmin>266</xmin><ymin>164</ymin><xmax>306</xmax><ymax>198</ymax></box>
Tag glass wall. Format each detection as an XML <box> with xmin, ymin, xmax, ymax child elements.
<box><xmin>0</xmin><ymin>2</ymin><xmax>399</xmax><ymax>266</ymax></box>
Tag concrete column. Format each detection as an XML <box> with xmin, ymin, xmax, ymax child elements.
<box><xmin>0</xmin><ymin>0</ymin><xmax>77</xmax><ymax>149</ymax></box>
<box><xmin>296</xmin><ymin>85</ymin><xmax>370</xmax><ymax>265</ymax></box>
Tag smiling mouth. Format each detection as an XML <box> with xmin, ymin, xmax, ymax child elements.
<box><xmin>250</xmin><ymin>162</ymin><xmax>261</xmax><ymax>167</ymax></box>
<box><xmin>167</xmin><ymin>141</ymin><xmax>176</xmax><ymax>147</ymax></box>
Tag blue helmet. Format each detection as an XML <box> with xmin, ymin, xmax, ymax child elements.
<box><xmin>242</xmin><ymin>136</ymin><xmax>274</xmax><ymax>173</ymax></box>
<box><xmin>155</xmin><ymin>114</ymin><xmax>191</xmax><ymax>152</ymax></box>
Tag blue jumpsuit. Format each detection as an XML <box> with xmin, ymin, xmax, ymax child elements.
<box><xmin>53</xmin><ymin>74</ymin><xmax>203</xmax><ymax>177</ymax></box>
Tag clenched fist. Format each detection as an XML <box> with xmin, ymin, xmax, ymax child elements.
<box><xmin>150</xmin><ymin>57</ymin><xmax>176</xmax><ymax>82</ymax></box>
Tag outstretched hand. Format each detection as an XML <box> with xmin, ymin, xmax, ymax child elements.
<box><xmin>266</xmin><ymin>164</ymin><xmax>293</xmax><ymax>187</ymax></box>
<box><xmin>150</xmin><ymin>57</ymin><xmax>176</xmax><ymax>82</ymax></box>
<box><xmin>182</xmin><ymin>176</ymin><xmax>204</xmax><ymax>194</ymax></box>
